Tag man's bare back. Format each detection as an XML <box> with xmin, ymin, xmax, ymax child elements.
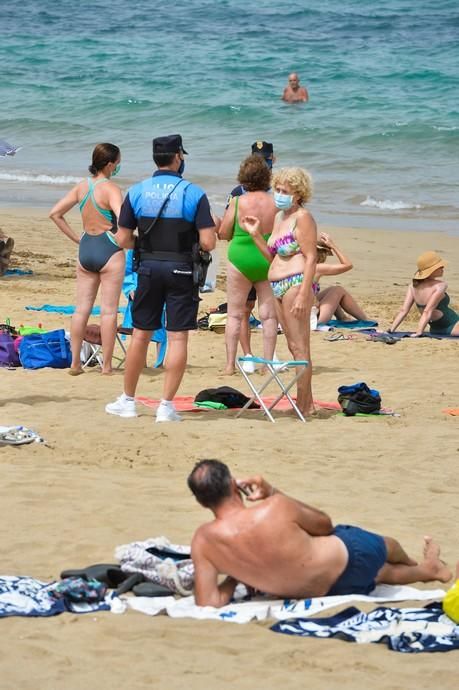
<box><xmin>192</xmin><ymin>492</ymin><xmax>348</xmax><ymax>602</ymax></box>
<box><xmin>187</xmin><ymin>461</ymin><xmax>451</xmax><ymax>608</ymax></box>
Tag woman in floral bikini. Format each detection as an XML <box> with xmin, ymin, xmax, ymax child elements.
<box><xmin>241</xmin><ymin>167</ymin><xmax>317</xmax><ymax>417</ymax></box>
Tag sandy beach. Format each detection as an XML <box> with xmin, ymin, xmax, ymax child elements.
<box><xmin>1</xmin><ymin>207</ymin><xmax>458</xmax><ymax>690</ymax></box>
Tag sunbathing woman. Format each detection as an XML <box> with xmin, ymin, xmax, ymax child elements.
<box><xmin>314</xmin><ymin>232</ymin><xmax>370</xmax><ymax>324</ymax></box>
<box><xmin>241</xmin><ymin>167</ymin><xmax>317</xmax><ymax>416</ymax></box>
<box><xmin>218</xmin><ymin>155</ymin><xmax>278</xmax><ymax>375</ymax></box>
<box><xmin>389</xmin><ymin>251</ymin><xmax>459</xmax><ymax>337</ymax></box>
<box><xmin>49</xmin><ymin>143</ymin><xmax>124</xmax><ymax>374</ymax></box>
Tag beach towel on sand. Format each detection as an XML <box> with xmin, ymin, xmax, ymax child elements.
<box><xmin>112</xmin><ymin>584</ymin><xmax>446</xmax><ymax>624</ymax></box>
<box><xmin>25</xmin><ymin>304</ymin><xmax>123</xmax><ymax>315</ymax></box>
<box><xmin>390</xmin><ymin>331</ymin><xmax>458</xmax><ymax>340</ymax></box>
<box><xmin>321</xmin><ymin>319</ymin><xmax>378</xmax><ymax>330</ymax></box>
<box><xmin>271</xmin><ymin>603</ymin><xmax>459</xmax><ymax>653</ymax></box>
<box><xmin>0</xmin><ymin>576</ymin><xmax>111</xmax><ymax>618</ymax></box>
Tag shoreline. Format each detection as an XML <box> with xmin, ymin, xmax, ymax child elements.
<box><xmin>1</xmin><ymin>201</ymin><xmax>458</xmax><ymax>239</ymax></box>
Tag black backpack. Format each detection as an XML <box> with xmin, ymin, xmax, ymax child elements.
<box><xmin>194</xmin><ymin>386</ymin><xmax>260</xmax><ymax>409</ymax></box>
<box><xmin>337</xmin><ymin>382</ymin><xmax>381</xmax><ymax>416</ymax></box>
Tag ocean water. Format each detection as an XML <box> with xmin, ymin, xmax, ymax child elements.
<box><xmin>1</xmin><ymin>0</ymin><xmax>458</xmax><ymax>234</ymax></box>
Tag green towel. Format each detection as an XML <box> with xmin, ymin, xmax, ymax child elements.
<box><xmin>194</xmin><ymin>401</ymin><xmax>228</xmax><ymax>410</ymax></box>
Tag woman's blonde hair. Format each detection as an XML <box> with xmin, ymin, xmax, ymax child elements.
<box><xmin>272</xmin><ymin>167</ymin><xmax>313</xmax><ymax>205</ymax></box>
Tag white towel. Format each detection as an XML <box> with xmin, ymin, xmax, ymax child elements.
<box><xmin>110</xmin><ymin>584</ymin><xmax>446</xmax><ymax>624</ymax></box>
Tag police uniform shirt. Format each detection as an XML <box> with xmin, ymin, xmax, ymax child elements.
<box><xmin>119</xmin><ymin>170</ymin><xmax>214</xmax><ymax>237</ymax></box>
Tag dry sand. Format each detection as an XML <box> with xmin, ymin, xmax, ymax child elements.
<box><xmin>1</xmin><ymin>208</ymin><xmax>458</xmax><ymax>690</ymax></box>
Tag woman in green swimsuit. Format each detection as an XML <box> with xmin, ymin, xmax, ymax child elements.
<box><xmin>389</xmin><ymin>251</ymin><xmax>459</xmax><ymax>337</ymax></box>
<box><xmin>49</xmin><ymin>143</ymin><xmax>124</xmax><ymax>375</ymax></box>
<box><xmin>218</xmin><ymin>155</ymin><xmax>278</xmax><ymax>374</ymax></box>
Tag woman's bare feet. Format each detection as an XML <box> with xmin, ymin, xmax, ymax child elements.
<box><xmin>422</xmin><ymin>536</ymin><xmax>452</xmax><ymax>583</ymax></box>
<box><xmin>223</xmin><ymin>367</ymin><xmax>236</xmax><ymax>376</ymax></box>
<box><xmin>68</xmin><ymin>367</ymin><xmax>84</xmax><ymax>376</ymax></box>
<box><xmin>101</xmin><ymin>369</ymin><xmax>114</xmax><ymax>376</ymax></box>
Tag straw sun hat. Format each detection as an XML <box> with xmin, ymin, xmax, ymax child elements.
<box><xmin>413</xmin><ymin>251</ymin><xmax>446</xmax><ymax>280</ymax></box>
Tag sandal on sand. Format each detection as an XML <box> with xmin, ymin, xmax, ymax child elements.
<box><xmin>367</xmin><ymin>333</ymin><xmax>399</xmax><ymax>344</ymax></box>
<box><xmin>132</xmin><ymin>582</ymin><xmax>174</xmax><ymax>597</ymax></box>
<box><xmin>0</xmin><ymin>428</ymin><xmax>39</xmax><ymax>446</ymax></box>
<box><xmin>325</xmin><ymin>332</ymin><xmax>349</xmax><ymax>341</ymax></box>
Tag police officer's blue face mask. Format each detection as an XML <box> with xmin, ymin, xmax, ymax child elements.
<box><xmin>178</xmin><ymin>158</ymin><xmax>185</xmax><ymax>175</ymax></box>
<box><xmin>265</xmin><ymin>158</ymin><xmax>273</xmax><ymax>170</ymax></box>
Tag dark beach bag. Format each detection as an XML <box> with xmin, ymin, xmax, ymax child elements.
<box><xmin>0</xmin><ymin>332</ymin><xmax>21</xmax><ymax>367</ymax></box>
<box><xmin>194</xmin><ymin>386</ymin><xmax>260</xmax><ymax>409</ymax></box>
<box><xmin>19</xmin><ymin>329</ymin><xmax>72</xmax><ymax>369</ymax></box>
<box><xmin>337</xmin><ymin>382</ymin><xmax>381</xmax><ymax>416</ymax></box>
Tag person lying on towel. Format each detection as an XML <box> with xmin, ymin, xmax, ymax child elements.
<box><xmin>188</xmin><ymin>460</ymin><xmax>451</xmax><ymax>607</ymax></box>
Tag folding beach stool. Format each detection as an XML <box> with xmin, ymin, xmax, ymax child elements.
<box><xmin>82</xmin><ymin>324</ymin><xmax>104</xmax><ymax>368</ymax></box>
<box><xmin>82</xmin><ymin>324</ymin><xmax>126</xmax><ymax>369</ymax></box>
<box><xmin>235</xmin><ymin>356</ymin><xmax>309</xmax><ymax>422</ymax></box>
<box><xmin>116</xmin><ymin>326</ymin><xmax>167</xmax><ymax>369</ymax></box>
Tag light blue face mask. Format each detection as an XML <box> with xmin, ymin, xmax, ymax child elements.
<box><xmin>274</xmin><ymin>191</ymin><xmax>293</xmax><ymax>210</ymax></box>
<box><xmin>111</xmin><ymin>163</ymin><xmax>121</xmax><ymax>177</ymax></box>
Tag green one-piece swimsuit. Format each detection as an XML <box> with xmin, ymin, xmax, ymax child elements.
<box><xmin>227</xmin><ymin>197</ymin><xmax>271</xmax><ymax>283</ymax></box>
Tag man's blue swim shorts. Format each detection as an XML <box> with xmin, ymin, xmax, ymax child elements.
<box><xmin>327</xmin><ymin>524</ymin><xmax>388</xmax><ymax>596</ymax></box>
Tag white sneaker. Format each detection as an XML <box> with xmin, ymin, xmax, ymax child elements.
<box><xmin>241</xmin><ymin>356</ymin><xmax>256</xmax><ymax>374</ymax></box>
<box><xmin>105</xmin><ymin>395</ymin><xmax>137</xmax><ymax>418</ymax></box>
<box><xmin>156</xmin><ymin>403</ymin><xmax>182</xmax><ymax>423</ymax></box>
<box><xmin>272</xmin><ymin>352</ymin><xmax>286</xmax><ymax>371</ymax></box>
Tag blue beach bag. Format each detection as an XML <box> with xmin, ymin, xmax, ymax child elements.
<box><xmin>19</xmin><ymin>329</ymin><xmax>72</xmax><ymax>369</ymax></box>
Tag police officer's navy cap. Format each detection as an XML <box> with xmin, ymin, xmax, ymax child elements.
<box><xmin>153</xmin><ymin>134</ymin><xmax>188</xmax><ymax>155</ymax></box>
<box><xmin>251</xmin><ymin>141</ymin><xmax>273</xmax><ymax>158</ymax></box>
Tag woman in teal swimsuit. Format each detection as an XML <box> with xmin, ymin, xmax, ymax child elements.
<box><xmin>218</xmin><ymin>155</ymin><xmax>278</xmax><ymax>374</ymax></box>
<box><xmin>49</xmin><ymin>143</ymin><xmax>125</xmax><ymax>374</ymax></box>
<box><xmin>389</xmin><ymin>251</ymin><xmax>459</xmax><ymax>337</ymax></box>
<box><xmin>241</xmin><ymin>167</ymin><xmax>318</xmax><ymax>417</ymax></box>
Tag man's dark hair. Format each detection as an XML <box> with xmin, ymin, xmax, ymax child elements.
<box><xmin>153</xmin><ymin>152</ymin><xmax>176</xmax><ymax>168</ymax></box>
<box><xmin>187</xmin><ymin>459</ymin><xmax>233</xmax><ymax>508</ymax></box>
<box><xmin>237</xmin><ymin>154</ymin><xmax>271</xmax><ymax>192</ymax></box>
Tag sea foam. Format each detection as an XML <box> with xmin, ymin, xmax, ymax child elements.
<box><xmin>0</xmin><ymin>172</ymin><xmax>82</xmax><ymax>185</ymax></box>
<box><xmin>360</xmin><ymin>196</ymin><xmax>422</xmax><ymax>211</ymax></box>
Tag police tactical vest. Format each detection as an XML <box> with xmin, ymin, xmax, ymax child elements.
<box><xmin>137</xmin><ymin>178</ymin><xmax>197</xmax><ymax>261</ymax></box>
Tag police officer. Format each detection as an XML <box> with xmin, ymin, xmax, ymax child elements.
<box><xmin>106</xmin><ymin>134</ymin><xmax>217</xmax><ymax>422</ymax></box>
<box><xmin>226</xmin><ymin>141</ymin><xmax>275</xmax><ymax>205</ymax></box>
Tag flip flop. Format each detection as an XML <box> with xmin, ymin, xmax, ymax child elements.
<box><xmin>325</xmin><ymin>332</ymin><xmax>349</xmax><ymax>341</ymax></box>
<box><xmin>60</xmin><ymin>564</ymin><xmax>126</xmax><ymax>586</ymax></box>
<box><xmin>367</xmin><ymin>333</ymin><xmax>399</xmax><ymax>344</ymax></box>
<box><xmin>132</xmin><ymin>582</ymin><xmax>174</xmax><ymax>597</ymax></box>
<box><xmin>0</xmin><ymin>428</ymin><xmax>39</xmax><ymax>446</ymax></box>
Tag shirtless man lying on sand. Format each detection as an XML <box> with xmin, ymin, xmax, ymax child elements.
<box><xmin>188</xmin><ymin>459</ymin><xmax>451</xmax><ymax>607</ymax></box>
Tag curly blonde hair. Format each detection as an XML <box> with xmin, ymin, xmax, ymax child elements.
<box><xmin>272</xmin><ymin>167</ymin><xmax>313</xmax><ymax>205</ymax></box>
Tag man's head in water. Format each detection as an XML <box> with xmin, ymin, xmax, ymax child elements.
<box><xmin>288</xmin><ymin>73</ymin><xmax>301</xmax><ymax>91</ymax></box>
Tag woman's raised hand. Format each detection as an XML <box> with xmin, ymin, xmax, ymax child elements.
<box><xmin>240</xmin><ymin>215</ymin><xmax>261</xmax><ymax>236</ymax></box>
<box><xmin>319</xmin><ymin>231</ymin><xmax>333</xmax><ymax>247</ymax></box>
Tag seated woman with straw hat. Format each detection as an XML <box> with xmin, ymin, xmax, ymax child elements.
<box><xmin>389</xmin><ymin>251</ymin><xmax>459</xmax><ymax>337</ymax></box>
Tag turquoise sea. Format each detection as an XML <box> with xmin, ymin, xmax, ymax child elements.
<box><xmin>1</xmin><ymin>0</ymin><xmax>458</xmax><ymax>233</ymax></box>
